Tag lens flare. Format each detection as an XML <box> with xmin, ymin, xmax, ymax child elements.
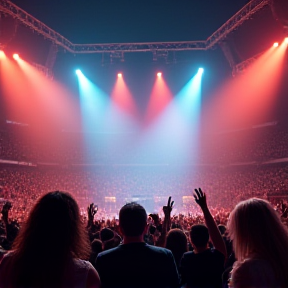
<box><xmin>157</xmin><ymin>72</ymin><xmax>162</xmax><ymax>77</ymax></box>
<box><xmin>118</xmin><ymin>73</ymin><xmax>122</xmax><ymax>78</ymax></box>
<box><xmin>273</xmin><ymin>42</ymin><xmax>279</xmax><ymax>47</ymax></box>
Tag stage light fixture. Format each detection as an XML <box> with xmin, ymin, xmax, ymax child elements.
<box><xmin>198</xmin><ymin>68</ymin><xmax>204</xmax><ymax>74</ymax></box>
<box><xmin>13</xmin><ymin>53</ymin><xmax>20</xmax><ymax>60</ymax></box>
<box><xmin>157</xmin><ymin>72</ymin><xmax>162</xmax><ymax>77</ymax></box>
<box><xmin>285</xmin><ymin>37</ymin><xmax>288</xmax><ymax>44</ymax></box>
<box><xmin>273</xmin><ymin>42</ymin><xmax>279</xmax><ymax>47</ymax></box>
<box><xmin>75</xmin><ymin>69</ymin><xmax>82</xmax><ymax>76</ymax></box>
<box><xmin>118</xmin><ymin>73</ymin><xmax>122</xmax><ymax>78</ymax></box>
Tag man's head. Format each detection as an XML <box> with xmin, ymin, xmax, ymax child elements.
<box><xmin>189</xmin><ymin>224</ymin><xmax>209</xmax><ymax>249</ymax></box>
<box><xmin>119</xmin><ymin>202</ymin><xmax>147</xmax><ymax>237</ymax></box>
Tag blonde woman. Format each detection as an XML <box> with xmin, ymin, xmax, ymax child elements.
<box><xmin>228</xmin><ymin>198</ymin><xmax>288</xmax><ymax>288</ymax></box>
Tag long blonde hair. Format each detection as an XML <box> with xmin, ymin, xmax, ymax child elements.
<box><xmin>228</xmin><ymin>198</ymin><xmax>288</xmax><ymax>286</ymax></box>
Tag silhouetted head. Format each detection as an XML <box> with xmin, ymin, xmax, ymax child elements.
<box><xmin>166</xmin><ymin>228</ymin><xmax>188</xmax><ymax>266</ymax></box>
<box><xmin>189</xmin><ymin>224</ymin><xmax>209</xmax><ymax>249</ymax></box>
<box><xmin>13</xmin><ymin>191</ymin><xmax>89</xmax><ymax>259</ymax></box>
<box><xmin>8</xmin><ymin>191</ymin><xmax>91</xmax><ymax>287</ymax></box>
<box><xmin>228</xmin><ymin>198</ymin><xmax>288</xmax><ymax>287</ymax></box>
<box><xmin>228</xmin><ymin>198</ymin><xmax>287</xmax><ymax>261</ymax></box>
<box><xmin>119</xmin><ymin>202</ymin><xmax>147</xmax><ymax>237</ymax></box>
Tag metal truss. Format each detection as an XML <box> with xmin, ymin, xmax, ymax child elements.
<box><xmin>72</xmin><ymin>41</ymin><xmax>206</xmax><ymax>53</ymax></box>
<box><xmin>0</xmin><ymin>0</ymin><xmax>270</xmax><ymax>54</ymax></box>
<box><xmin>206</xmin><ymin>0</ymin><xmax>270</xmax><ymax>49</ymax></box>
<box><xmin>32</xmin><ymin>62</ymin><xmax>54</xmax><ymax>79</ymax></box>
<box><xmin>0</xmin><ymin>0</ymin><xmax>74</xmax><ymax>52</ymax></box>
<box><xmin>232</xmin><ymin>52</ymin><xmax>263</xmax><ymax>76</ymax></box>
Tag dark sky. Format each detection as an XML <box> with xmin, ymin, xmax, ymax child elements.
<box><xmin>10</xmin><ymin>0</ymin><xmax>249</xmax><ymax>43</ymax></box>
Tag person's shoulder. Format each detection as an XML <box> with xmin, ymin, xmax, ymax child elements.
<box><xmin>97</xmin><ymin>245</ymin><xmax>121</xmax><ymax>258</ymax></box>
<box><xmin>182</xmin><ymin>251</ymin><xmax>194</xmax><ymax>257</ymax></box>
<box><xmin>233</xmin><ymin>258</ymin><xmax>274</xmax><ymax>273</ymax></box>
<box><xmin>231</xmin><ymin>257</ymin><xmax>278</xmax><ymax>287</ymax></box>
<box><xmin>210</xmin><ymin>248</ymin><xmax>225</xmax><ymax>259</ymax></box>
<box><xmin>145</xmin><ymin>244</ymin><xmax>173</xmax><ymax>255</ymax></box>
<box><xmin>73</xmin><ymin>258</ymin><xmax>94</xmax><ymax>270</ymax></box>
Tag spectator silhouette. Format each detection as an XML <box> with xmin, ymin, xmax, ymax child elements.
<box><xmin>0</xmin><ymin>191</ymin><xmax>100</xmax><ymax>288</ymax></box>
<box><xmin>95</xmin><ymin>202</ymin><xmax>179</xmax><ymax>288</ymax></box>
<box><xmin>180</xmin><ymin>188</ymin><xmax>227</xmax><ymax>288</ymax></box>
<box><xmin>165</xmin><ymin>228</ymin><xmax>188</xmax><ymax>270</ymax></box>
<box><xmin>228</xmin><ymin>198</ymin><xmax>288</xmax><ymax>288</ymax></box>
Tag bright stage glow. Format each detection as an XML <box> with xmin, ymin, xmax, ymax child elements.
<box><xmin>77</xmin><ymin>71</ymin><xmax>109</xmax><ymax>133</ymax></box>
<box><xmin>0</xmin><ymin>50</ymin><xmax>5</xmax><ymax>59</ymax></box>
<box><xmin>75</xmin><ymin>69</ymin><xmax>82</xmax><ymax>76</ymax></box>
<box><xmin>205</xmin><ymin>42</ymin><xmax>287</xmax><ymax>131</ymax></box>
<box><xmin>13</xmin><ymin>54</ymin><xmax>20</xmax><ymax>60</ymax></box>
<box><xmin>273</xmin><ymin>42</ymin><xmax>279</xmax><ymax>47</ymax></box>
<box><xmin>285</xmin><ymin>38</ymin><xmax>288</xmax><ymax>44</ymax></box>
<box><xmin>112</xmin><ymin>72</ymin><xmax>138</xmax><ymax>119</ymax></box>
<box><xmin>145</xmin><ymin>72</ymin><xmax>172</xmax><ymax>126</ymax></box>
<box><xmin>198</xmin><ymin>68</ymin><xmax>204</xmax><ymax>74</ymax></box>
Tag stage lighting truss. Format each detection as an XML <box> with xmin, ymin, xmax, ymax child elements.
<box><xmin>153</xmin><ymin>50</ymin><xmax>177</xmax><ymax>64</ymax></box>
<box><xmin>232</xmin><ymin>52</ymin><xmax>262</xmax><ymax>76</ymax></box>
<box><xmin>0</xmin><ymin>0</ymin><xmax>270</xmax><ymax>74</ymax></box>
<box><xmin>0</xmin><ymin>0</ymin><xmax>269</xmax><ymax>54</ymax></box>
<box><xmin>206</xmin><ymin>0</ymin><xmax>269</xmax><ymax>49</ymax></box>
<box><xmin>32</xmin><ymin>62</ymin><xmax>54</xmax><ymax>80</ymax></box>
<box><xmin>152</xmin><ymin>50</ymin><xmax>168</xmax><ymax>61</ymax></box>
<box><xmin>110</xmin><ymin>51</ymin><xmax>125</xmax><ymax>63</ymax></box>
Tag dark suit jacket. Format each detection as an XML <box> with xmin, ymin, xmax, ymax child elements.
<box><xmin>95</xmin><ymin>242</ymin><xmax>180</xmax><ymax>288</ymax></box>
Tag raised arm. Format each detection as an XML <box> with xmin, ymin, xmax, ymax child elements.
<box><xmin>155</xmin><ymin>196</ymin><xmax>174</xmax><ymax>247</ymax></box>
<box><xmin>87</xmin><ymin>203</ymin><xmax>98</xmax><ymax>228</ymax></box>
<box><xmin>194</xmin><ymin>188</ymin><xmax>227</xmax><ymax>259</ymax></box>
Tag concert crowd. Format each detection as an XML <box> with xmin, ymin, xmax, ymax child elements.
<box><xmin>0</xmin><ymin>124</ymin><xmax>288</xmax><ymax>287</ymax></box>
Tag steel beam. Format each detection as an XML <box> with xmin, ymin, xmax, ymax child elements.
<box><xmin>0</xmin><ymin>0</ymin><xmax>270</xmax><ymax>55</ymax></box>
<box><xmin>206</xmin><ymin>0</ymin><xmax>270</xmax><ymax>49</ymax></box>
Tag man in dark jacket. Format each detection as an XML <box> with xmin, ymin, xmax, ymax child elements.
<box><xmin>95</xmin><ymin>202</ymin><xmax>179</xmax><ymax>288</ymax></box>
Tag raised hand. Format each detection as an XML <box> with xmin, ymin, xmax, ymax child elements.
<box><xmin>193</xmin><ymin>188</ymin><xmax>227</xmax><ymax>258</ymax></box>
<box><xmin>87</xmin><ymin>203</ymin><xmax>98</xmax><ymax>221</ymax></box>
<box><xmin>163</xmin><ymin>196</ymin><xmax>174</xmax><ymax>216</ymax></box>
<box><xmin>193</xmin><ymin>188</ymin><xmax>208</xmax><ymax>210</ymax></box>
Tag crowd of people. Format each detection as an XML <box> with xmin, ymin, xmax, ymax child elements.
<box><xmin>1</xmin><ymin>122</ymin><xmax>288</xmax><ymax>165</ymax></box>
<box><xmin>0</xmin><ymin>163</ymin><xmax>288</xmax><ymax>222</ymax></box>
<box><xmin>0</xmin><ymin>188</ymin><xmax>288</xmax><ymax>288</ymax></box>
<box><xmin>1</xmin><ymin>121</ymin><xmax>288</xmax><ymax>287</ymax></box>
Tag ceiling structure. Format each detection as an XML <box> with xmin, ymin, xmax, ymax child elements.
<box><xmin>0</xmin><ymin>0</ymin><xmax>269</xmax><ymax>53</ymax></box>
<box><xmin>1</xmin><ymin>0</ymin><xmax>285</xmax><ymax>76</ymax></box>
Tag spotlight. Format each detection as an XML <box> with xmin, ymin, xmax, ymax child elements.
<box><xmin>118</xmin><ymin>73</ymin><xmax>122</xmax><ymax>78</ymax></box>
<box><xmin>75</xmin><ymin>69</ymin><xmax>82</xmax><ymax>76</ymax></box>
<box><xmin>0</xmin><ymin>50</ymin><xmax>4</xmax><ymax>59</ymax></box>
<box><xmin>273</xmin><ymin>42</ymin><xmax>279</xmax><ymax>47</ymax></box>
<box><xmin>198</xmin><ymin>68</ymin><xmax>204</xmax><ymax>74</ymax></box>
<box><xmin>157</xmin><ymin>72</ymin><xmax>162</xmax><ymax>77</ymax></box>
<box><xmin>285</xmin><ymin>37</ymin><xmax>288</xmax><ymax>44</ymax></box>
<box><xmin>13</xmin><ymin>53</ymin><xmax>20</xmax><ymax>60</ymax></box>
